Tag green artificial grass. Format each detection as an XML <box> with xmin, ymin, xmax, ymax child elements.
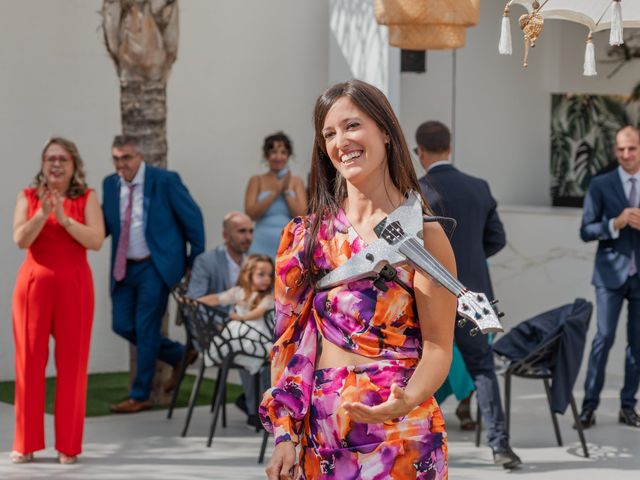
<box><xmin>0</xmin><ymin>372</ymin><xmax>243</xmax><ymax>417</ymax></box>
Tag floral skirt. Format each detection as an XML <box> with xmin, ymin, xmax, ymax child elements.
<box><xmin>300</xmin><ymin>359</ymin><xmax>448</xmax><ymax>479</ymax></box>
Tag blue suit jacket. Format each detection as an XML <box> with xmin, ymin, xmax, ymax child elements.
<box><xmin>581</xmin><ymin>169</ymin><xmax>640</xmax><ymax>289</ymax></box>
<box><xmin>186</xmin><ymin>245</ymin><xmax>232</xmax><ymax>298</ymax></box>
<box><xmin>419</xmin><ymin>164</ymin><xmax>506</xmax><ymax>300</ymax></box>
<box><xmin>103</xmin><ymin>164</ymin><xmax>205</xmax><ymax>292</ymax></box>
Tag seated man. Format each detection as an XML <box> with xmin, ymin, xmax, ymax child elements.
<box><xmin>187</xmin><ymin>211</ymin><xmax>268</xmax><ymax>428</ymax></box>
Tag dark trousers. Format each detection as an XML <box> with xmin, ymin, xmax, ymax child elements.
<box><xmin>111</xmin><ymin>260</ymin><xmax>185</xmax><ymax>401</ymax></box>
<box><xmin>455</xmin><ymin>320</ymin><xmax>508</xmax><ymax>449</ymax></box>
<box><xmin>239</xmin><ymin>366</ymin><xmax>271</xmax><ymax>416</ymax></box>
<box><xmin>583</xmin><ymin>274</ymin><xmax>640</xmax><ymax>411</ymax></box>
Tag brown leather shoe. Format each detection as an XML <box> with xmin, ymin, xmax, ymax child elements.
<box><xmin>109</xmin><ymin>398</ymin><xmax>153</xmax><ymax>414</ymax></box>
<box><xmin>164</xmin><ymin>349</ymin><xmax>199</xmax><ymax>393</ymax></box>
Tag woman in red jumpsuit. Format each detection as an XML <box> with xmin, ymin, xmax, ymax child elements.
<box><xmin>11</xmin><ymin>137</ymin><xmax>104</xmax><ymax>464</ymax></box>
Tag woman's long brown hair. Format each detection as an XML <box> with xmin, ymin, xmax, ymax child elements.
<box><xmin>306</xmin><ymin>79</ymin><xmax>428</xmax><ymax>285</ymax></box>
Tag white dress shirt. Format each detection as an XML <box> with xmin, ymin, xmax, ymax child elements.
<box><xmin>608</xmin><ymin>166</ymin><xmax>640</xmax><ymax>239</ymax></box>
<box><xmin>225</xmin><ymin>248</ymin><xmax>245</xmax><ymax>286</ymax></box>
<box><xmin>119</xmin><ymin>161</ymin><xmax>151</xmax><ymax>259</ymax></box>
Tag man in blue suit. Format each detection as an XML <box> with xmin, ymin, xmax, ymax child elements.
<box><xmin>416</xmin><ymin>121</ymin><xmax>521</xmax><ymax>468</ymax></box>
<box><xmin>579</xmin><ymin>126</ymin><xmax>640</xmax><ymax>429</ymax></box>
<box><xmin>103</xmin><ymin>135</ymin><xmax>205</xmax><ymax>413</ymax></box>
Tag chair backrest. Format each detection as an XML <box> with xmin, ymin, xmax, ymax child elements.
<box><xmin>177</xmin><ymin>297</ymin><xmax>273</xmax><ymax>367</ymax></box>
<box><xmin>507</xmin><ymin>332</ymin><xmax>562</xmax><ymax>377</ymax></box>
<box><xmin>177</xmin><ymin>297</ymin><xmax>228</xmax><ymax>355</ymax></box>
<box><xmin>493</xmin><ymin>298</ymin><xmax>593</xmax><ymax>414</ymax></box>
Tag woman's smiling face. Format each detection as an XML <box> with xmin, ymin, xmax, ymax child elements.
<box><xmin>321</xmin><ymin>96</ymin><xmax>389</xmax><ymax>187</ymax></box>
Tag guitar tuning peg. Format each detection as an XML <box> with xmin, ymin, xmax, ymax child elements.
<box><xmin>457</xmin><ymin>318</ymin><xmax>467</xmax><ymax>328</ymax></box>
<box><xmin>498</xmin><ymin>311</ymin><xmax>505</xmax><ymax>318</ymax></box>
<box><xmin>490</xmin><ymin>299</ymin><xmax>499</xmax><ymax>305</ymax></box>
<box><xmin>470</xmin><ymin>327</ymin><xmax>479</xmax><ymax>337</ymax></box>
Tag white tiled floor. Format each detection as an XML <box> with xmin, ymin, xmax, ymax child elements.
<box><xmin>0</xmin><ymin>372</ymin><xmax>639</xmax><ymax>479</ymax></box>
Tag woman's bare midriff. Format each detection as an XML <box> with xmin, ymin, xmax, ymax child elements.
<box><xmin>316</xmin><ymin>333</ymin><xmax>383</xmax><ymax>370</ymax></box>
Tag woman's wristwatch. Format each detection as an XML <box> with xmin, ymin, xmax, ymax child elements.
<box><xmin>284</xmin><ymin>189</ymin><xmax>296</xmax><ymax>198</ymax></box>
<box><xmin>63</xmin><ymin>216</ymin><xmax>74</xmax><ymax>228</ymax></box>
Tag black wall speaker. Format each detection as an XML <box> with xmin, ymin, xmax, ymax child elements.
<box><xmin>401</xmin><ymin>49</ymin><xmax>426</xmax><ymax>73</ymax></box>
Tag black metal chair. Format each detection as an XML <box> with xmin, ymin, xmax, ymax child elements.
<box><xmin>491</xmin><ymin>299</ymin><xmax>593</xmax><ymax>458</ymax></box>
<box><xmin>166</xmin><ymin>278</ymin><xmax>191</xmax><ymax>420</ymax></box>
<box><xmin>178</xmin><ymin>297</ymin><xmax>273</xmax><ymax>447</ymax></box>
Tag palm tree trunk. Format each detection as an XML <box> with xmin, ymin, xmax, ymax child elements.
<box><xmin>120</xmin><ymin>79</ymin><xmax>168</xmax><ymax>168</ymax></box>
<box><xmin>102</xmin><ymin>0</ymin><xmax>180</xmax><ymax>405</ymax></box>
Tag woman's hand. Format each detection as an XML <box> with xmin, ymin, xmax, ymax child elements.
<box><xmin>51</xmin><ymin>190</ymin><xmax>68</xmax><ymax>226</ymax></box>
<box><xmin>277</xmin><ymin>170</ymin><xmax>292</xmax><ymax>194</ymax></box>
<box><xmin>37</xmin><ymin>188</ymin><xmax>53</xmax><ymax>217</ymax></box>
<box><xmin>265</xmin><ymin>441</ymin><xmax>298</xmax><ymax>480</ymax></box>
<box><xmin>343</xmin><ymin>383</ymin><xmax>417</xmax><ymax>424</ymax></box>
<box><xmin>229</xmin><ymin>311</ymin><xmax>242</xmax><ymax>321</ymax></box>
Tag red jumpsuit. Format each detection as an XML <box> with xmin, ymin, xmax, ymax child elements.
<box><xmin>12</xmin><ymin>188</ymin><xmax>94</xmax><ymax>456</ymax></box>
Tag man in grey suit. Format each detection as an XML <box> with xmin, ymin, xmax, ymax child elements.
<box><xmin>187</xmin><ymin>211</ymin><xmax>253</xmax><ymax>299</ymax></box>
<box><xmin>187</xmin><ymin>211</ymin><xmax>267</xmax><ymax>427</ymax></box>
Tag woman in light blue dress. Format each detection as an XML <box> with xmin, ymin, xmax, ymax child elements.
<box><xmin>245</xmin><ymin>132</ymin><xmax>307</xmax><ymax>259</ymax></box>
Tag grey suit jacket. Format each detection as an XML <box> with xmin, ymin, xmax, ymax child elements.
<box><xmin>186</xmin><ymin>245</ymin><xmax>232</xmax><ymax>298</ymax></box>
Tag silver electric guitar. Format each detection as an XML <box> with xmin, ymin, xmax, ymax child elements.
<box><xmin>317</xmin><ymin>192</ymin><xmax>504</xmax><ymax>335</ymax></box>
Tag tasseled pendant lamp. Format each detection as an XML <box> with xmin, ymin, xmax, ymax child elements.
<box><xmin>373</xmin><ymin>0</ymin><xmax>480</xmax><ymax>50</ymax></box>
<box><xmin>498</xmin><ymin>0</ymin><xmax>628</xmax><ymax>76</ymax></box>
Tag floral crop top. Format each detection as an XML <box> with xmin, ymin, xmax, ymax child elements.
<box><xmin>259</xmin><ymin>209</ymin><xmax>423</xmax><ymax>445</ymax></box>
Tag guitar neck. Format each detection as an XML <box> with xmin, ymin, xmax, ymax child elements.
<box><xmin>398</xmin><ymin>237</ymin><xmax>464</xmax><ymax>297</ymax></box>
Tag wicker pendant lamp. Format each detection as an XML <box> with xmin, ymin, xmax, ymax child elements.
<box><xmin>373</xmin><ymin>0</ymin><xmax>480</xmax><ymax>50</ymax></box>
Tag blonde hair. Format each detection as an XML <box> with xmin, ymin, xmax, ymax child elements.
<box><xmin>237</xmin><ymin>254</ymin><xmax>275</xmax><ymax>309</ymax></box>
<box><xmin>34</xmin><ymin>137</ymin><xmax>88</xmax><ymax>198</ymax></box>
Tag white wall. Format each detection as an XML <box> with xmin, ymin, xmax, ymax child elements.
<box><xmin>0</xmin><ymin>0</ymin><xmax>329</xmax><ymax>380</ymax></box>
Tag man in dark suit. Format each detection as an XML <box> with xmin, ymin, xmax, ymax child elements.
<box><xmin>416</xmin><ymin>121</ymin><xmax>521</xmax><ymax>468</ymax></box>
<box><xmin>103</xmin><ymin>135</ymin><xmax>205</xmax><ymax>413</ymax></box>
<box><xmin>579</xmin><ymin>126</ymin><xmax>640</xmax><ymax>429</ymax></box>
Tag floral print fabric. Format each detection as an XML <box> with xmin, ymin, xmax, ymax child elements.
<box><xmin>259</xmin><ymin>210</ymin><xmax>448</xmax><ymax>478</ymax></box>
<box><xmin>302</xmin><ymin>359</ymin><xmax>447</xmax><ymax>479</ymax></box>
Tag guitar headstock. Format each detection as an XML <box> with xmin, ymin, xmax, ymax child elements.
<box><xmin>457</xmin><ymin>291</ymin><xmax>504</xmax><ymax>335</ymax></box>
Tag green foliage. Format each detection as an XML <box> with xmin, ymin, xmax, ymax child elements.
<box><xmin>551</xmin><ymin>91</ymin><xmax>636</xmax><ymax>200</ymax></box>
<box><xmin>0</xmin><ymin>372</ymin><xmax>243</xmax><ymax>417</ymax></box>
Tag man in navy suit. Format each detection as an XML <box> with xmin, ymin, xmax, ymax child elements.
<box><xmin>579</xmin><ymin>126</ymin><xmax>640</xmax><ymax>429</ymax></box>
<box><xmin>103</xmin><ymin>135</ymin><xmax>205</xmax><ymax>413</ymax></box>
<box><xmin>416</xmin><ymin>121</ymin><xmax>521</xmax><ymax>468</ymax></box>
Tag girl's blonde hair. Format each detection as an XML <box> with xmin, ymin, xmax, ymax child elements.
<box><xmin>237</xmin><ymin>254</ymin><xmax>275</xmax><ymax>309</ymax></box>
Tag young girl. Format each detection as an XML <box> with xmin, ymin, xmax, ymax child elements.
<box><xmin>198</xmin><ymin>254</ymin><xmax>274</xmax><ymax>426</ymax></box>
<box><xmin>198</xmin><ymin>254</ymin><xmax>275</xmax><ymax>371</ymax></box>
